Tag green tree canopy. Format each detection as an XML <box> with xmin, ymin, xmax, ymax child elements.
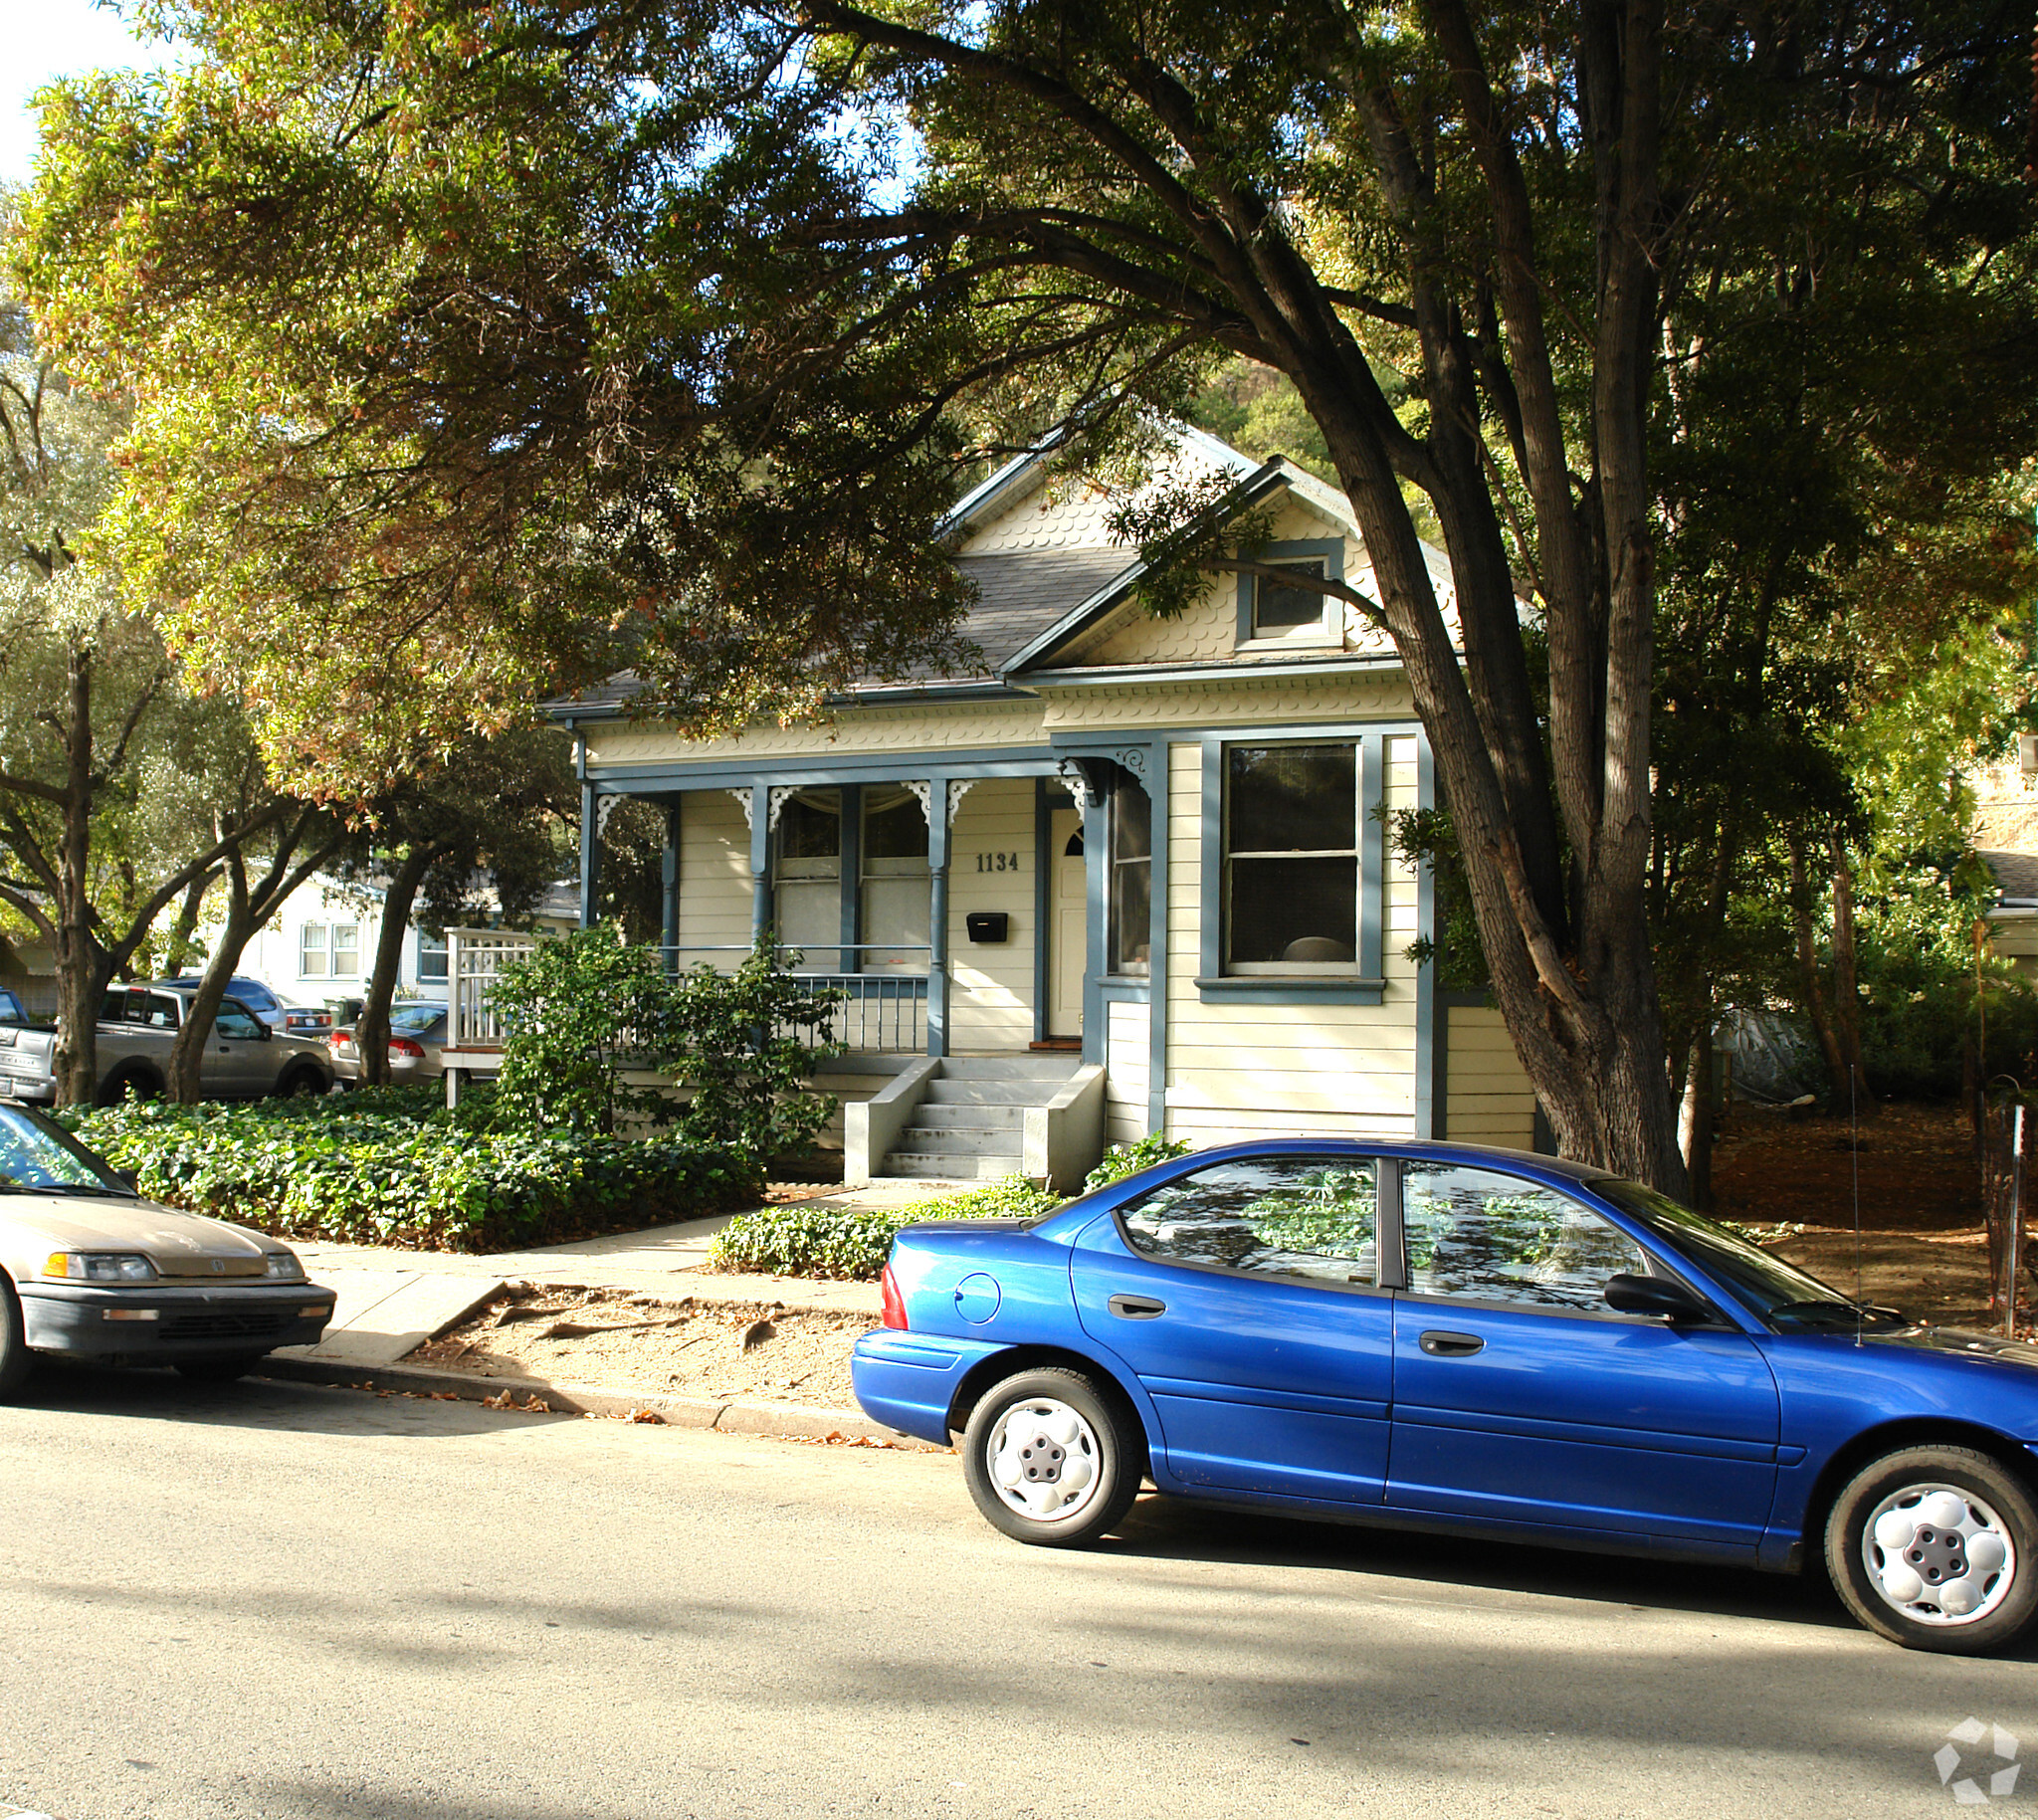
<box><xmin>17</xmin><ymin>0</ymin><xmax>2038</xmax><ymax>1182</ymax></box>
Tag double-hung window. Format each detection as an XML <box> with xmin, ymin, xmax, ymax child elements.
<box><xmin>1223</xmin><ymin>743</ymin><xmax>1358</xmax><ymax>974</ymax></box>
<box><xmin>772</xmin><ymin>788</ymin><xmax>843</xmax><ymax>972</ymax></box>
<box><xmin>417</xmin><ymin>929</ymin><xmax>449</xmax><ymax>984</ymax></box>
<box><xmin>300</xmin><ymin>921</ymin><xmax>360</xmax><ymax>979</ymax></box>
<box><xmin>861</xmin><ymin>788</ymin><xmax>928</xmax><ymax>970</ymax></box>
<box><xmin>1108</xmin><ymin>777</ymin><xmax>1151</xmax><ymax>976</ymax></box>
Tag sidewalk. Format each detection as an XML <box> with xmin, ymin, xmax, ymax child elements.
<box><xmin>264</xmin><ymin>1177</ymin><xmax>968</xmax><ymax>1441</ymax></box>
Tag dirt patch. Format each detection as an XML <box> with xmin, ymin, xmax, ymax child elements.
<box><xmin>408</xmin><ymin>1286</ymin><xmax>869</xmax><ymax>1407</ymax></box>
<box><xmin>1711</xmin><ymin>1102</ymin><xmax>2009</xmax><ymax>1327</ymax></box>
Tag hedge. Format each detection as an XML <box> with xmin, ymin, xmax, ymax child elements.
<box><xmin>708</xmin><ymin>1175</ymin><xmax>1062</xmax><ymax>1281</ymax></box>
<box><xmin>58</xmin><ymin>1096</ymin><xmax>759</xmax><ymax>1253</ymax></box>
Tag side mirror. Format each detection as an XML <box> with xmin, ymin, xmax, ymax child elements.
<box><xmin>1604</xmin><ymin>1273</ymin><xmax>1711</xmax><ymax>1322</ymax></box>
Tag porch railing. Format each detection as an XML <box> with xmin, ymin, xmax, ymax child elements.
<box><xmin>444</xmin><ymin>928</ymin><xmax>537</xmax><ymax>1051</ymax></box>
<box><xmin>661</xmin><ymin>945</ymin><xmax>930</xmax><ymax>1054</ymax></box>
<box><xmin>444</xmin><ymin>931</ymin><xmax>930</xmax><ymax>1058</ymax></box>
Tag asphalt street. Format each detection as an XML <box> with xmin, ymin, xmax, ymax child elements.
<box><xmin>3</xmin><ymin>1363</ymin><xmax>2032</xmax><ymax>1820</ymax></box>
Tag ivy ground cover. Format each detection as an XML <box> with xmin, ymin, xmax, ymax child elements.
<box><xmin>59</xmin><ymin>1090</ymin><xmax>758</xmax><ymax>1253</ymax></box>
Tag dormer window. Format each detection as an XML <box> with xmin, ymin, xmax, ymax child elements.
<box><xmin>1237</xmin><ymin>538</ymin><xmax>1343</xmax><ymax>646</ymax></box>
<box><xmin>1252</xmin><ymin>560</ymin><xmax>1329</xmax><ymax>637</ymax></box>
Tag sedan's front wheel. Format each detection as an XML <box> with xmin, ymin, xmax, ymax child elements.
<box><xmin>961</xmin><ymin>1366</ymin><xmax>1144</xmax><ymax>1547</ymax></box>
<box><xmin>1826</xmin><ymin>1445</ymin><xmax>2038</xmax><ymax>1653</ymax></box>
<box><xmin>0</xmin><ymin>1275</ymin><xmax>32</xmax><ymax>1399</ymax></box>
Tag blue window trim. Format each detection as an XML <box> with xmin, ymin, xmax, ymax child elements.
<box><xmin>1235</xmin><ymin>538</ymin><xmax>1344</xmax><ymax>646</ymax></box>
<box><xmin>1197</xmin><ymin>729</ymin><xmax>1392</xmax><ymax>1006</ymax></box>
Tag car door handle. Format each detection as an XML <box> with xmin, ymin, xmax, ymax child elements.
<box><xmin>1419</xmin><ymin>1329</ymin><xmax>1485</xmax><ymax>1357</ymax></box>
<box><xmin>1108</xmin><ymin>1294</ymin><xmax>1167</xmax><ymax>1320</ymax></box>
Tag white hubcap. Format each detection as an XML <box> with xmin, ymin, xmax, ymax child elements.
<box><xmin>1863</xmin><ymin>1483</ymin><xmax>2017</xmax><ymax>1626</ymax></box>
<box><xmin>986</xmin><ymin>1397</ymin><xmax>1103</xmax><ymax>1523</ymax></box>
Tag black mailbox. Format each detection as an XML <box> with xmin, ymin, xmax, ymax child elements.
<box><xmin>965</xmin><ymin>911</ymin><xmax>1011</xmax><ymax>944</ymax></box>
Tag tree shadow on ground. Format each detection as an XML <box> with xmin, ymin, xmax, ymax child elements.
<box><xmin>11</xmin><ymin>1355</ymin><xmax>576</xmax><ymax>1439</ymax></box>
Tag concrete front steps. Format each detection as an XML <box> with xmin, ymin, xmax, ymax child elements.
<box><xmin>845</xmin><ymin>1054</ymin><xmax>1107</xmax><ymax>1192</ymax></box>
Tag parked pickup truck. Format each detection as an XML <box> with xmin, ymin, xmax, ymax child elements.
<box><xmin>0</xmin><ymin>983</ymin><xmax>335</xmax><ymax>1106</ymax></box>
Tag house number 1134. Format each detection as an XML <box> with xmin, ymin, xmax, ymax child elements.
<box><xmin>973</xmin><ymin>852</ymin><xmax>1021</xmax><ymax>873</ymax></box>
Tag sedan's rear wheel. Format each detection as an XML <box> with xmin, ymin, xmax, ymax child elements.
<box><xmin>174</xmin><ymin>1354</ymin><xmax>268</xmax><ymax>1383</ymax></box>
<box><xmin>0</xmin><ymin>1274</ymin><xmax>32</xmax><ymax>1400</ymax></box>
<box><xmin>961</xmin><ymin>1366</ymin><xmax>1144</xmax><ymax>1547</ymax></box>
<box><xmin>1826</xmin><ymin>1445</ymin><xmax>2038</xmax><ymax>1653</ymax></box>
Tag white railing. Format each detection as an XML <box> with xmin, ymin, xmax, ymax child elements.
<box><xmin>445</xmin><ymin>928</ymin><xmax>538</xmax><ymax>1052</ymax></box>
<box><xmin>444</xmin><ymin>929</ymin><xmax>932</xmax><ymax>1066</ymax></box>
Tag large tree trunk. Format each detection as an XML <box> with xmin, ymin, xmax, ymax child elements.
<box><xmin>354</xmin><ymin>844</ymin><xmax>437</xmax><ymax>1086</ymax></box>
<box><xmin>1827</xmin><ymin>831</ymin><xmax>1876</xmax><ymax>1118</ymax></box>
<box><xmin>1788</xmin><ymin>835</ymin><xmax>1848</xmax><ymax>1101</ymax></box>
<box><xmin>51</xmin><ymin>642</ymin><xmax>104</xmax><ymax>1106</ymax></box>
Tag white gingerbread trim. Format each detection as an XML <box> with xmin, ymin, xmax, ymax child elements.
<box><xmin>768</xmin><ymin>785</ymin><xmax>800</xmax><ymax>832</ymax></box>
<box><xmin>902</xmin><ymin>779</ymin><xmax>933</xmax><ymax>824</ymax></box>
<box><xmin>725</xmin><ymin>787</ymin><xmax>756</xmax><ymax>830</ymax></box>
<box><xmin>945</xmin><ymin>779</ymin><xmax>976</xmax><ymax>824</ymax></box>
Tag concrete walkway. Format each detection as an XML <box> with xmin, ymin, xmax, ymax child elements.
<box><xmin>277</xmin><ymin>1176</ymin><xmax>966</xmax><ymax>1372</ymax></box>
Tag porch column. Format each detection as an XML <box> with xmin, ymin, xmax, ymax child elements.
<box><xmin>660</xmin><ymin>797</ymin><xmax>681</xmax><ymax>971</ymax></box>
<box><xmin>576</xmin><ymin>743</ymin><xmax>599</xmax><ymax>929</ymax></box>
<box><xmin>748</xmin><ymin>782</ymin><xmax>771</xmax><ymax>945</ymax></box>
<box><xmin>925</xmin><ymin>773</ymin><xmax>950</xmax><ymax>1059</ymax></box>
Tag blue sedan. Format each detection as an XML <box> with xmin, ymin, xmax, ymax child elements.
<box><xmin>851</xmin><ymin>1138</ymin><xmax>2038</xmax><ymax>1655</ymax></box>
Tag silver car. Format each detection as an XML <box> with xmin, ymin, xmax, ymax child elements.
<box><xmin>326</xmin><ymin>1002</ymin><xmax>449</xmax><ymax>1085</ymax></box>
<box><xmin>0</xmin><ymin>1099</ymin><xmax>335</xmax><ymax>1389</ymax></box>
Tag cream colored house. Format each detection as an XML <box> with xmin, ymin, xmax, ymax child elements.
<box><xmin>549</xmin><ymin>430</ymin><xmax>1539</xmax><ymax>1185</ymax></box>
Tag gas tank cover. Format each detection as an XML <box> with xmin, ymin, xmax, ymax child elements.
<box><xmin>952</xmin><ymin>1273</ymin><xmax>1002</xmax><ymax>1324</ymax></box>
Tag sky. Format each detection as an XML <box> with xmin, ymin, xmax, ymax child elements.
<box><xmin>1</xmin><ymin>0</ymin><xmax>182</xmax><ymax>189</ymax></box>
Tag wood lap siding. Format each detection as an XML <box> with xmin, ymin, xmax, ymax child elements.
<box><xmin>1444</xmin><ymin>1006</ymin><xmax>1537</xmax><ymax>1148</ymax></box>
<box><xmin>1106</xmin><ymin>1000</ymin><xmax>1150</xmax><ymax>1145</ymax></box>
<box><xmin>676</xmin><ymin>791</ymin><xmax>754</xmax><ymax>961</ymax></box>
<box><xmin>1160</xmin><ymin>734</ymin><xmax>1424</xmax><ymax>1143</ymax></box>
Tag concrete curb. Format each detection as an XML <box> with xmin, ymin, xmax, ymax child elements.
<box><xmin>257</xmin><ymin>1353</ymin><xmax>945</xmax><ymax>1451</ymax></box>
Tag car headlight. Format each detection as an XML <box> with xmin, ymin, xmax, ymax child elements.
<box><xmin>45</xmin><ymin>1252</ymin><xmax>156</xmax><ymax>1283</ymax></box>
<box><xmin>264</xmin><ymin>1252</ymin><xmax>305</xmax><ymax>1281</ymax></box>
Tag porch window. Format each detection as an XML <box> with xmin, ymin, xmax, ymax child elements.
<box><xmin>772</xmin><ymin>788</ymin><xmax>843</xmax><ymax>971</ymax></box>
<box><xmin>1224</xmin><ymin>743</ymin><xmax>1358</xmax><ymax>973</ymax></box>
<box><xmin>861</xmin><ymin>787</ymin><xmax>928</xmax><ymax>969</ymax></box>
<box><xmin>300</xmin><ymin>922</ymin><xmax>328</xmax><ymax>978</ymax></box>
<box><xmin>1108</xmin><ymin>777</ymin><xmax>1151</xmax><ymax>977</ymax></box>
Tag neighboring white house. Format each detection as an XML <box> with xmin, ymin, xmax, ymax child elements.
<box><xmin>540</xmin><ymin>426</ymin><xmax>1544</xmax><ymax>1184</ymax></box>
<box><xmin>233</xmin><ymin>874</ymin><xmax>579</xmax><ymax>1008</ymax></box>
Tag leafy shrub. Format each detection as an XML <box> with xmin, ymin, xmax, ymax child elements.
<box><xmin>1085</xmin><ymin>1132</ymin><xmax>1194</xmax><ymax>1189</ymax></box>
<box><xmin>490</xmin><ymin>927</ymin><xmax>842</xmax><ymax>1156</ymax></box>
<box><xmin>708</xmin><ymin>1175</ymin><xmax>1063</xmax><ymax>1281</ymax></box>
<box><xmin>490</xmin><ymin>927</ymin><xmax>689</xmax><ymax>1136</ymax></box>
<box><xmin>58</xmin><ymin>1096</ymin><xmax>757</xmax><ymax>1253</ymax></box>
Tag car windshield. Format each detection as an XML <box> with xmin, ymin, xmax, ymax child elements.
<box><xmin>0</xmin><ymin>1104</ymin><xmax>130</xmax><ymax>1195</ymax></box>
<box><xmin>389</xmin><ymin>1005</ymin><xmax>447</xmax><ymax>1035</ymax></box>
<box><xmin>1595</xmin><ymin>1178</ymin><xmax>1900</xmax><ymax>1330</ymax></box>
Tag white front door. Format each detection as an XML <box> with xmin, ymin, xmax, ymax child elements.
<box><xmin>1049</xmin><ymin>807</ymin><xmax>1086</xmax><ymax>1038</ymax></box>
